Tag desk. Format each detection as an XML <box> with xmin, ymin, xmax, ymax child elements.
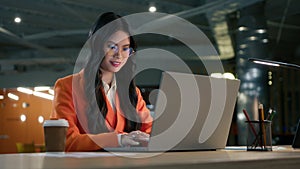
<box><xmin>1</xmin><ymin>146</ymin><xmax>300</xmax><ymax>169</ymax></box>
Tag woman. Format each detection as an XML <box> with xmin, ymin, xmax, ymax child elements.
<box><xmin>51</xmin><ymin>12</ymin><xmax>153</xmax><ymax>151</ymax></box>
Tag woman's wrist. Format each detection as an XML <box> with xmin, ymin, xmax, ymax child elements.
<box><xmin>117</xmin><ymin>133</ymin><xmax>124</xmax><ymax>146</ymax></box>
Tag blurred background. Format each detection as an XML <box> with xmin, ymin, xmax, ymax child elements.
<box><xmin>0</xmin><ymin>0</ymin><xmax>300</xmax><ymax>153</ymax></box>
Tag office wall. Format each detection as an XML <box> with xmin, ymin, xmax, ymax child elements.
<box><xmin>0</xmin><ymin>89</ymin><xmax>52</xmax><ymax>153</ymax></box>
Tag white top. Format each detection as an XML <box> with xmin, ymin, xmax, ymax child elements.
<box><xmin>102</xmin><ymin>75</ymin><xmax>117</xmax><ymax>112</ymax></box>
<box><xmin>102</xmin><ymin>75</ymin><xmax>122</xmax><ymax>146</ymax></box>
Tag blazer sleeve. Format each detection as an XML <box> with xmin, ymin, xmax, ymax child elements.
<box><xmin>135</xmin><ymin>87</ymin><xmax>153</xmax><ymax>134</ymax></box>
<box><xmin>51</xmin><ymin>77</ymin><xmax>119</xmax><ymax>152</ymax></box>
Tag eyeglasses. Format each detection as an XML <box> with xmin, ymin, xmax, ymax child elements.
<box><xmin>106</xmin><ymin>43</ymin><xmax>135</xmax><ymax>57</ymax></box>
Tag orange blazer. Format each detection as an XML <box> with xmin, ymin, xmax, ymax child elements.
<box><xmin>51</xmin><ymin>70</ymin><xmax>153</xmax><ymax>152</ymax></box>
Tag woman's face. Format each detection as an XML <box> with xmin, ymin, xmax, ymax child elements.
<box><xmin>100</xmin><ymin>30</ymin><xmax>132</xmax><ymax>73</ymax></box>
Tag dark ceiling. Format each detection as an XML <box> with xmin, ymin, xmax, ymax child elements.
<box><xmin>0</xmin><ymin>0</ymin><xmax>299</xmax><ymax>87</ymax></box>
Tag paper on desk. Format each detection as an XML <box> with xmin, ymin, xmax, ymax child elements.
<box><xmin>224</xmin><ymin>146</ymin><xmax>247</xmax><ymax>150</ymax></box>
<box><xmin>224</xmin><ymin>146</ymin><xmax>288</xmax><ymax>151</ymax></box>
<box><xmin>27</xmin><ymin>152</ymin><xmax>138</xmax><ymax>158</ymax></box>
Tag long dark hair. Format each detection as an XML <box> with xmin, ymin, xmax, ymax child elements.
<box><xmin>84</xmin><ymin>12</ymin><xmax>141</xmax><ymax>134</ymax></box>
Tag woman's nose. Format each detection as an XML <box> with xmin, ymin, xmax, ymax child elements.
<box><xmin>113</xmin><ymin>49</ymin><xmax>123</xmax><ymax>58</ymax></box>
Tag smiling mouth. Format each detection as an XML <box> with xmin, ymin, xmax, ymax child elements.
<box><xmin>110</xmin><ymin>61</ymin><xmax>121</xmax><ymax>67</ymax></box>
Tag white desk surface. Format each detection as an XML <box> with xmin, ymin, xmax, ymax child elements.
<box><xmin>1</xmin><ymin>146</ymin><xmax>300</xmax><ymax>169</ymax></box>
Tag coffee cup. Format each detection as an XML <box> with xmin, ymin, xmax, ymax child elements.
<box><xmin>43</xmin><ymin>119</ymin><xmax>69</xmax><ymax>152</ymax></box>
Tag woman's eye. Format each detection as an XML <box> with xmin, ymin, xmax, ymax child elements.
<box><xmin>123</xmin><ymin>47</ymin><xmax>130</xmax><ymax>51</ymax></box>
<box><xmin>108</xmin><ymin>44</ymin><xmax>117</xmax><ymax>50</ymax></box>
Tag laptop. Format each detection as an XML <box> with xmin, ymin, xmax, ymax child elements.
<box><xmin>105</xmin><ymin>71</ymin><xmax>240</xmax><ymax>152</ymax></box>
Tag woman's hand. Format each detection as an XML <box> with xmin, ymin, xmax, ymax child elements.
<box><xmin>120</xmin><ymin>130</ymin><xmax>150</xmax><ymax>146</ymax></box>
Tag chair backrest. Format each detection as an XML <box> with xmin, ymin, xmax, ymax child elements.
<box><xmin>16</xmin><ymin>142</ymin><xmax>35</xmax><ymax>153</ymax></box>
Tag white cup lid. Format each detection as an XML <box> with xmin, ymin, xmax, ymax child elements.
<box><xmin>43</xmin><ymin>119</ymin><xmax>69</xmax><ymax>127</ymax></box>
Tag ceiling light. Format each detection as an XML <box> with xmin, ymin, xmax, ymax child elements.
<box><xmin>238</xmin><ymin>50</ymin><xmax>244</xmax><ymax>55</ymax></box>
<box><xmin>239</xmin><ymin>44</ymin><xmax>247</xmax><ymax>49</ymax></box>
<box><xmin>268</xmin><ymin>75</ymin><xmax>272</xmax><ymax>79</ymax></box>
<box><xmin>248</xmin><ymin>36</ymin><xmax>258</xmax><ymax>41</ymax></box>
<box><xmin>262</xmin><ymin>39</ymin><xmax>268</xmax><ymax>43</ymax></box>
<box><xmin>48</xmin><ymin>89</ymin><xmax>54</xmax><ymax>95</ymax></box>
<box><xmin>20</xmin><ymin>114</ymin><xmax>26</xmax><ymax>122</ymax></box>
<box><xmin>149</xmin><ymin>6</ymin><xmax>157</xmax><ymax>12</ymax></box>
<box><xmin>248</xmin><ymin>82</ymin><xmax>255</xmax><ymax>89</ymax></box>
<box><xmin>14</xmin><ymin>17</ymin><xmax>21</xmax><ymax>23</ymax></box>
<box><xmin>249</xmin><ymin>68</ymin><xmax>260</xmax><ymax>78</ymax></box>
<box><xmin>253</xmin><ymin>60</ymin><xmax>280</xmax><ymax>67</ymax></box>
<box><xmin>237</xmin><ymin>112</ymin><xmax>246</xmax><ymax>121</ymax></box>
<box><xmin>256</xmin><ymin>29</ymin><xmax>267</xmax><ymax>34</ymax></box>
<box><xmin>268</xmin><ymin>81</ymin><xmax>272</xmax><ymax>86</ymax></box>
<box><xmin>34</xmin><ymin>86</ymin><xmax>50</xmax><ymax>91</ymax></box>
<box><xmin>8</xmin><ymin>93</ymin><xmax>19</xmax><ymax>101</ymax></box>
<box><xmin>249</xmin><ymin>58</ymin><xmax>300</xmax><ymax>70</ymax></box>
<box><xmin>0</xmin><ymin>95</ymin><xmax>4</xmax><ymax>99</ymax></box>
<box><xmin>17</xmin><ymin>87</ymin><xmax>33</xmax><ymax>94</ymax></box>
<box><xmin>245</xmin><ymin>72</ymin><xmax>251</xmax><ymax>80</ymax></box>
<box><xmin>38</xmin><ymin>116</ymin><xmax>44</xmax><ymax>123</ymax></box>
<box><xmin>268</xmin><ymin>71</ymin><xmax>272</xmax><ymax>76</ymax></box>
<box><xmin>22</xmin><ymin>102</ymin><xmax>30</xmax><ymax>108</ymax></box>
<box><xmin>238</xmin><ymin>26</ymin><xmax>248</xmax><ymax>31</ymax></box>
